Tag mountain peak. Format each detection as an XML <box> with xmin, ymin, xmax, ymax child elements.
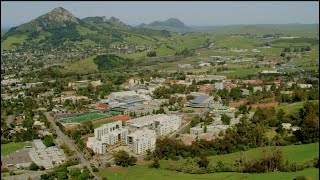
<box><xmin>45</xmin><ymin>7</ymin><xmax>78</xmax><ymax>24</ymax></box>
<box><xmin>139</xmin><ymin>18</ymin><xmax>190</xmax><ymax>32</ymax></box>
<box><xmin>10</xmin><ymin>7</ymin><xmax>79</xmax><ymax>32</ymax></box>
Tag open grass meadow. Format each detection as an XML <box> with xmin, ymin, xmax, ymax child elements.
<box><xmin>98</xmin><ymin>143</ymin><xmax>319</xmax><ymax>180</ymax></box>
<box><xmin>1</xmin><ymin>141</ymin><xmax>32</xmax><ymax>156</ymax></box>
<box><xmin>1</xmin><ymin>35</ymin><xmax>28</xmax><ymax>50</ymax></box>
<box><xmin>66</xmin><ymin>56</ymin><xmax>98</xmax><ymax>74</ymax></box>
<box><xmin>98</xmin><ymin>166</ymin><xmax>319</xmax><ymax>180</ymax></box>
<box><xmin>276</xmin><ymin>100</ymin><xmax>319</xmax><ymax>115</ymax></box>
<box><xmin>160</xmin><ymin>142</ymin><xmax>319</xmax><ymax>168</ymax></box>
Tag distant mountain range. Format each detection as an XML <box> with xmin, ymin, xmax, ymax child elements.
<box><xmin>137</xmin><ymin>18</ymin><xmax>192</xmax><ymax>32</ymax></box>
<box><xmin>2</xmin><ymin>7</ymin><xmax>172</xmax><ymax>49</ymax></box>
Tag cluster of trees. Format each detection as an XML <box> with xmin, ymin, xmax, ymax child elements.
<box><xmin>276</xmin><ymin>88</ymin><xmax>319</xmax><ymax>103</ymax></box>
<box><xmin>153</xmin><ymin>84</ymin><xmax>198</xmax><ymax>99</ymax></box>
<box><xmin>93</xmin><ymin>54</ymin><xmax>131</xmax><ymax>71</ymax></box>
<box><xmin>216</xmin><ymin>87</ymin><xmax>244</xmax><ymax>105</ymax></box>
<box><xmin>175</xmin><ymin>48</ymin><xmax>195</xmax><ymax>57</ymax></box>
<box><xmin>161</xmin><ymin>144</ymin><xmax>319</xmax><ymax>174</ymax></box>
<box><xmin>283</xmin><ymin>47</ymin><xmax>311</xmax><ymax>53</ymax></box>
<box><xmin>42</xmin><ymin>135</ymin><xmax>55</xmax><ymax>147</ymax></box>
<box><xmin>154</xmin><ymin>115</ymin><xmax>268</xmax><ymax>160</ymax></box>
<box><xmin>169</xmin><ymin>71</ymin><xmax>186</xmax><ymax>80</ymax></box>
<box><xmin>147</xmin><ymin>51</ymin><xmax>157</xmax><ymax>57</ymax></box>
<box><xmin>113</xmin><ymin>150</ymin><xmax>137</xmax><ymax>167</ymax></box>
<box><xmin>40</xmin><ymin>160</ymin><xmax>92</xmax><ymax>180</ymax></box>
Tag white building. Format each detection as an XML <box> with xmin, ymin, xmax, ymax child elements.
<box><xmin>282</xmin><ymin>123</ymin><xmax>292</xmax><ymax>130</ymax></box>
<box><xmin>108</xmin><ymin>91</ymin><xmax>138</xmax><ymax>101</ymax></box>
<box><xmin>87</xmin><ymin>121</ymin><xmax>128</xmax><ymax>154</ymax></box>
<box><xmin>214</xmin><ymin>82</ymin><xmax>224</xmax><ymax>90</ymax></box>
<box><xmin>126</xmin><ymin>114</ymin><xmax>182</xmax><ymax>137</ymax></box>
<box><xmin>127</xmin><ymin>128</ymin><xmax>156</xmax><ymax>154</ymax></box>
<box><xmin>190</xmin><ymin>127</ymin><xmax>204</xmax><ymax>135</ymax></box>
<box><xmin>253</xmin><ymin>86</ymin><xmax>263</xmax><ymax>92</ymax></box>
<box><xmin>153</xmin><ymin>114</ymin><xmax>182</xmax><ymax>136</ymax></box>
<box><xmin>86</xmin><ymin>138</ymin><xmax>107</xmax><ymax>154</ymax></box>
<box><xmin>28</xmin><ymin>140</ymin><xmax>66</xmax><ymax>169</ymax></box>
<box><xmin>298</xmin><ymin>84</ymin><xmax>312</xmax><ymax>89</ymax></box>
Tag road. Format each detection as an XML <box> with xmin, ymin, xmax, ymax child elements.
<box><xmin>44</xmin><ymin>112</ymin><xmax>101</xmax><ymax>180</ymax></box>
<box><xmin>168</xmin><ymin>120</ymin><xmax>191</xmax><ymax>139</ymax></box>
<box><xmin>3</xmin><ymin>170</ymin><xmax>47</xmax><ymax>180</ymax></box>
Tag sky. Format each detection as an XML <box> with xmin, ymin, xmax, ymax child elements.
<box><xmin>1</xmin><ymin>1</ymin><xmax>319</xmax><ymax>28</ymax></box>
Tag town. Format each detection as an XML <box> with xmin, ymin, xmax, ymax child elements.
<box><xmin>1</xmin><ymin>2</ymin><xmax>319</xmax><ymax>180</ymax></box>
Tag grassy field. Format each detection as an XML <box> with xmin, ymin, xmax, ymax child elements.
<box><xmin>60</xmin><ymin>112</ymin><xmax>110</xmax><ymax>124</ymax></box>
<box><xmin>98</xmin><ymin>166</ymin><xmax>319</xmax><ymax>180</ymax></box>
<box><xmin>160</xmin><ymin>142</ymin><xmax>319</xmax><ymax>168</ymax></box>
<box><xmin>1</xmin><ymin>141</ymin><xmax>32</xmax><ymax>156</ymax></box>
<box><xmin>214</xmin><ymin>65</ymin><xmax>272</xmax><ymax>78</ymax></box>
<box><xmin>93</xmin><ymin>119</ymin><xmax>117</xmax><ymax>129</ymax></box>
<box><xmin>98</xmin><ymin>143</ymin><xmax>319</xmax><ymax>180</ymax></box>
<box><xmin>276</xmin><ymin>100</ymin><xmax>319</xmax><ymax>115</ymax></box>
<box><xmin>66</xmin><ymin>56</ymin><xmax>98</xmax><ymax>74</ymax></box>
<box><xmin>1</xmin><ymin>35</ymin><xmax>28</xmax><ymax>50</ymax></box>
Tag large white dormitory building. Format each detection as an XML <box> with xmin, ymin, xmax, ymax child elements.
<box><xmin>86</xmin><ymin>114</ymin><xmax>182</xmax><ymax>155</ymax></box>
<box><xmin>87</xmin><ymin>121</ymin><xmax>128</xmax><ymax>154</ymax></box>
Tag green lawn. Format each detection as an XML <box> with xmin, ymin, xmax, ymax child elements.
<box><xmin>276</xmin><ymin>100</ymin><xmax>319</xmax><ymax>115</ymax></box>
<box><xmin>1</xmin><ymin>141</ymin><xmax>32</xmax><ymax>156</ymax></box>
<box><xmin>98</xmin><ymin>166</ymin><xmax>319</xmax><ymax>180</ymax></box>
<box><xmin>93</xmin><ymin>120</ymin><xmax>117</xmax><ymax>129</ymax></box>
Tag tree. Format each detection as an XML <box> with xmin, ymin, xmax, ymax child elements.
<box><xmin>221</xmin><ymin>114</ymin><xmax>231</xmax><ymax>125</ymax></box>
<box><xmin>150</xmin><ymin>158</ymin><xmax>160</xmax><ymax>169</ymax></box>
<box><xmin>113</xmin><ymin>150</ymin><xmax>137</xmax><ymax>167</ymax></box>
<box><xmin>29</xmin><ymin>162</ymin><xmax>39</xmax><ymax>171</ymax></box>
<box><xmin>297</xmin><ymin>113</ymin><xmax>319</xmax><ymax>144</ymax></box>
<box><xmin>42</xmin><ymin>135</ymin><xmax>55</xmax><ymax>147</ymax></box>
<box><xmin>283</xmin><ymin>47</ymin><xmax>290</xmax><ymax>52</ymax></box>
<box><xmin>147</xmin><ymin>51</ymin><xmax>157</xmax><ymax>57</ymax></box>
<box><xmin>198</xmin><ymin>156</ymin><xmax>209</xmax><ymax>168</ymax></box>
<box><xmin>204</xmin><ymin>125</ymin><xmax>207</xmax><ymax>133</ymax></box>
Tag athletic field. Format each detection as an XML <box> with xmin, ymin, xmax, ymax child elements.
<box><xmin>60</xmin><ymin>111</ymin><xmax>121</xmax><ymax>124</ymax></box>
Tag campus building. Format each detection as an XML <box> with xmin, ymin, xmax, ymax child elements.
<box><xmin>126</xmin><ymin>114</ymin><xmax>182</xmax><ymax>136</ymax></box>
<box><xmin>187</xmin><ymin>95</ymin><xmax>213</xmax><ymax>108</ymax></box>
<box><xmin>87</xmin><ymin>121</ymin><xmax>128</xmax><ymax>154</ymax></box>
<box><xmin>127</xmin><ymin>128</ymin><xmax>157</xmax><ymax>154</ymax></box>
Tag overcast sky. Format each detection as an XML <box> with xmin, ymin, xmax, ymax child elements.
<box><xmin>1</xmin><ymin>1</ymin><xmax>319</xmax><ymax>28</ymax></box>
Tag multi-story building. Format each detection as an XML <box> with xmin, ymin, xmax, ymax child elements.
<box><xmin>153</xmin><ymin>114</ymin><xmax>182</xmax><ymax>136</ymax></box>
<box><xmin>126</xmin><ymin>114</ymin><xmax>182</xmax><ymax>136</ymax></box>
<box><xmin>187</xmin><ymin>95</ymin><xmax>213</xmax><ymax>108</ymax></box>
<box><xmin>127</xmin><ymin>128</ymin><xmax>156</xmax><ymax>154</ymax></box>
<box><xmin>214</xmin><ymin>82</ymin><xmax>224</xmax><ymax>90</ymax></box>
<box><xmin>87</xmin><ymin>121</ymin><xmax>128</xmax><ymax>154</ymax></box>
<box><xmin>123</xmin><ymin>104</ymin><xmax>159</xmax><ymax>116</ymax></box>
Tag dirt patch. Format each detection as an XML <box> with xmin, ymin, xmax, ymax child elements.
<box><xmin>92</xmin><ymin>115</ymin><xmax>132</xmax><ymax>124</ymax></box>
<box><xmin>229</xmin><ymin>99</ymin><xmax>247</xmax><ymax>108</ymax></box>
<box><xmin>136</xmin><ymin>160</ymin><xmax>150</xmax><ymax>165</ymax></box>
<box><xmin>102</xmin><ymin>166</ymin><xmax>128</xmax><ymax>172</ymax></box>
<box><xmin>250</xmin><ymin>102</ymin><xmax>279</xmax><ymax>109</ymax></box>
